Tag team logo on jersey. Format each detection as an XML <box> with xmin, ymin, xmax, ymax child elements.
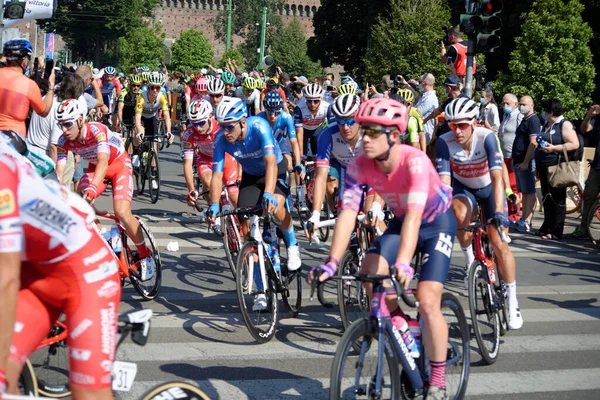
<box><xmin>0</xmin><ymin>189</ymin><xmax>16</xmax><ymax>216</ymax></box>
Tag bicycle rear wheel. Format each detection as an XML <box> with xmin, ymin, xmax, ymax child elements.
<box><xmin>468</xmin><ymin>261</ymin><xmax>500</xmax><ymax>365</ymax></box>
<box><xmin>223</xmin><ymin>215</ymin><xmax>242</xmax><ymax>279</ymax></box>
<box><xmin>148</xmin><ymin>151</ymin><xmax>160</xmax><ymax>204</ymax></box>
<box><xmin>441</xmin><ymin>292</ymin><xmax>470</xmax><ymax>400</ymax></box>
<box><xmin>330</xmin><ymin>317</ymin><xmax>400</xmax><ymax>400</ymax></box>
<box><xmin>236</xmin><ymin>242</ymin><xmax>278</xmax><ymax>343</ymax></box>
<box><xmin>279</xmin><ymin>236</ymin><xmax>302</xmax><ymax>317</ymax></box>
<box><xmin>19</xmin><ymin>360</ymin><xmax>38</xmax><ymax>396</ymax></box>
<box><xmin>141</xmin><ymin>381</ymin><xmax>210</xmax><ymax>400</ymax></box>
<box><xmin>126</xmin><ymin>218</ymin><xmax>162</xmax><ymax>300</ymax></box>
<box><xmin>565</xmin><ymin>185</ymin><xmax>582</xmax><ymax>214</ymax></box>
<box><xmin>337</xmin><ymin>250</ymin><xmax>369</xmax><ymax>331</ymax></box>
<box><xmin>587</xmin><ymin>197</ymin><xmax>600</xmax><ymax>249</ymax></box>
<box><xmin>28</xmin><ymin>323</ymin><xmax>71</xmax><ymax>398</ymax></box>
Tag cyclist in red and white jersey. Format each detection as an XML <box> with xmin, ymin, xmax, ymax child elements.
<box><xmin>0</xmin><ymin>130</ymin><xmax>119</xmax><ymax>400</ymax></box>
<box><xmin>294</xmin><ymin>83</ymin><xmax>330</xmax><ymax>158</ymax></box>
<box><xmin>182</xmin><ymin>99</ymin><xmax>239</xmax><ymax>208</ymax></box>
<box><xmin>54</xmin><ymin>99</ymin><xmax>156</xmax><ymax>281</ymax></box>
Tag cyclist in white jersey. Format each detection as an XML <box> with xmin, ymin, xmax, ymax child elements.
<box><xmin>294</xmin><ymin>83</ymin><xmax>330</xmax><ymax>158</ymax></box>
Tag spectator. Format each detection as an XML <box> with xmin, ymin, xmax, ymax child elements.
<box><xmin>425</xmin><ymin>75</ymin><xmax>463</xmax><ymax>136</ymax></box>
<box><xmin>414</xmin><ymin>73</ymin><xmax>439</xmax><ymax>146</ymax></box>
<box><xmin>0</xmin><ymin>39</ymin><xmax>55</xmax><ymax>137</ymax></box>
<box><xmin>498</xmin><ymin>93</ymin><xmax>522</xmax><ymax>210</ymax></box>
<box><xmin>479</xmin><ymin>88</ymin><xmax>500</xmax><ymax>133</ymax></box>
<box><xmin>571</xmin><ymin>102</ymin><xmax>600</xmax><ymax>238</ymax></box>
<box><xmin>76</xmin><ymin>65</ymin><xmax>104</xmax><ymax>113</ymax></box>
<box><xmin>535</xmin><ymin>99</ymin><xmax>580</xmax><ymax>240</ymax></box>
<box><xmin>440</xmin><ymin>26</ymin><xmax>476</xmax><ymax>84</ymax></box>
<box><xmin>380</xmin><ymin>74</ymin><xmax>393</xmax><ymax>97</ymax></box>
<box><xmin>511</xmin><ymin>95</ymin><xmax>540</xmax><ymax>232</ymax></box>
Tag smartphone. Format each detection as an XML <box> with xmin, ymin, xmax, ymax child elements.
<box><xmin>326</xmin><ymin>86</ymin><xmax>334</xmax><ymax>91</ymax></box>
<box><xmin>44</xmin><ymin>58</ymin><xmax>54</xmax><ymax>79</ymax></box>
<box><xmin>367</xmin><ymin>81</ymin><xmax>372</xmax><ymax>87</ymax></box>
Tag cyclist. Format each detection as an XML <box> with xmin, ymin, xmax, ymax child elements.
<box><xmin>0</xmin><ymin>130</ymin><xmax>120</xmax><ymax>400</ymax></box>
<box><xmin>260</xmin><ymin>77</ymin><xmax>290</xmax><ymax>114</ymax></box>
<box><xmin>100</xmin><ymin>66</ymin><xmax>117</xmax><ymax>126</ymax></box>
<box><xmin>207</xmin><ymin>78</ymin><xmax>226</xmax><ymax>111</ymax></box>
<box><xmin>183</xmin><ymin>99</ymin><xmax>239</xmax><ymax>211</ymax></box>
<box><xmin>221</xmin><ymin>71</ymin><xmax>236</xmax><ymax>96</ymax></box>
<box><xmin>54</xmin><ymin>99</ymin><xmax>156</xmax><ymax>281</ymax></box>
<box><xmin>309</xmin><ymin>98</ymin><xmax>456</xmax><ymax>400</ymax></box>
<box><xmin>236</xmin><ymin>77</ymin><xmax>261</xmax><ymax>116</ymax></box>
<box><xmin>192</xmin><ymin>76</ymin><xmax>209</xmax><ymax>102</ymax></box>
<box><xmin>325</xmin><ymin>83</ymin><xmax>360</xmax><ymax>124</ymax></box>
<box><xmin>294</xmin><ymin>83</ymin><xmax>330</xmax><ymax>158</ymax></box>
<box><xmin>117</xmin><ymin>74</ymin><xmax>142</xmax><ymax>134</ymax></box>
<box><xmin>435</xmin><ymin>97</ymin><xmax>523</xmax><ymax>330</ymax></box>
<box><xmin>208</xmin><ymin>97</ymin><xmax>302</xmax><ymax>311</ymax></box>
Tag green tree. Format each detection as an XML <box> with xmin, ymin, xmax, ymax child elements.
<box><xmin>270</xmin><ymin>19</ymin><xmax>323</xmax><ymax>78</ymax></box>
<box><xmin>495</xmin><ymin>0</ymin><xmax>595</xmax><ymax>119</ymax></box>
<box><xmin>117</xmin><ymin>25</ymin><xmax>165</xmax><ymax>74</ymax></box>
<box><xmin>213</xmin><ymin>0</ymin><xmax>285</xmax><ymax>70</ymax></box>
<box><xmin>37</xmin><ymin>0</ymin><xmax>160</xmax><ymax>65</ymax></box>
<box><xmin>170</xmin><ymin>30</ymin><xmax>214</xmax><ymax>72</ymax></box>
<box><xmin>219</xmin><ymin>48</ymin><xmax>245</xmax><ymax>70</ymax></box>
<box><xmin>364</xmin><ymin>0</ymin><xmax>452</xmax><ymax>87</ymax></box>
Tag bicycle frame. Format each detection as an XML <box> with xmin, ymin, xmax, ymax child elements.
<box><xmin>35</xmin><ymin>321</ymin><xmax>67</xmax><ymax>351</ymax></box>
<box><xmin>94</xmin><ymin>210</ymin><xmax>138</xmax><ymax>280</ymax></box>
<box><xmin>246</xmin><ymin>214</ymin><xmax>269</xmax><ymax>294</ymax></box>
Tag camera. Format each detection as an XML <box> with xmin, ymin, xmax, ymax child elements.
<box><xmin>436</xmin><ymin>26</ymin><xmax>451</xmax><ymax>46</ymax></box>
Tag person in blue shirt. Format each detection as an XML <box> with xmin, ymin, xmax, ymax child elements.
<box><xmin>208</xmin><ymin>96</ymin><xmax>302</xmax><ymax>311</ymax></box>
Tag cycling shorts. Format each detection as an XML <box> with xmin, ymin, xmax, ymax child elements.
<box><xmin>452</xmin><ymin>180</ymin><xmax>508</xmax><ymax>222</ymax></box>
<box><xmin>141</xmin><ymin>115</ymin><xmax>158</xmax><ymax>137</ymax></box>
<box><xmin>328</xmin><ymin>158</ymin><xmax>342</xmax><ymax>181</ymax></box>
<box><xmin>198</xmin><ymin>153</ymin><xmax>239</xmax><ymax>195</ymax></box>
<box><xmin>238</xmin><ymin>158</ymin><xmax>290</xmax><ymax>220</ymax></box>
<box><xmin>78</xmin><ymin>154</ymin><xmax>133</xmax><ymax>203</ymax></box>
<box><xmin>367</xmin><ymin>208</ymin><xmax>456</xmax><ymax>284</ymax></box>
<box><xmin>10</xmin><ymin>232</ymin><xmax>121</xmax><ymax>390</ymax></box>
<box><xmin>279</xmin><ymin>136</ymin><xmax>292</xmax><ymax>156</ymax></box>
<box><xmin>303</xmin><ymin>129</ymin><xmax>319</xmax><ymax>157</ymax></box>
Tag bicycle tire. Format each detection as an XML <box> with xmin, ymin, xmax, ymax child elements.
<box><xmin>495</xmin><ymin>265</ymin><xmax>509</xmax><ymax>337</ymax></box>
<box><xmin>330</xmin><ymin>317</ymin><xmax>400</xmax><ymax>400</ymax></box>
<box><xmin>158</xmin><ymin>121</ymin><xmax>166</xmax><ymax>151</ymax></box>
<box><xmin>127</xmin><ymin>217</ymin><xmax>163</xmax><ymax>300</ymax></box>
<box><xmin>565</xmin><ymin>185</ymin><xmax>582</xmax><ymax>214</ymax></box>
<box><xmin>28</xmin><ymin>323</ymin><xmax>71</xmax><ymax>398</ymax></box>
<box><xmin>279</xmin><ymin>236</ymin><xmax>302</xmax><ymax>317</ymax></box>
<box><xmin>587</xmin><ymin>197</ymin><xmax>600</xmax><ymax>249</ymax></box>
<box><xmin>468</xmin><ymin>261</ymin><xmax>500</xmax><ymax>365</ymax></box>
<box><xmin>141</xmin><ymin>381</ymin><xmax>211</xmax><ymax>400</ymax></box>
<box><xmin>222</xmin><ymin>215</ymin><xmax>242</xmax><ymax>279</ymax></box>
<box><xmin>440</xmin><ymin>292</ymin><xmax>470</xmax><ymax>400</ymax></box>
<box><xmin>319</xmin><ymin>196</ymin><xmax>330</xmax><ymax>243</ymax></box>
<box><xmin>148</xmin><ymin>151</ymin><xmax>160</xmax><ymax>204</ymax></box>
<box><xmin>136</xmin><ymin>148</ymin><xmax>146</xmax><ymax>195</ymax></box>
<box><xmin>236</xmin><ymin>241</ymin><xmax>278</xmax><ymax>343</ymax></box>
<box><xmin>19</xmin><ymin>359</ymin><xmax>39</xmax><ymax>396</ymax></box>
<box><xmin>337</xmin><ymin>250</ymin><xmax>369</xmax><ymax>332</ymax></box>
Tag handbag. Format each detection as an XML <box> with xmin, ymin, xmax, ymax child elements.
<box><xmin>547</xmin><ymin>146</ymin><xmax>580</xmax><ymax>188</ymax></box>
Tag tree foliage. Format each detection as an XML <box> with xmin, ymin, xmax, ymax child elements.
<box><xmin>219</xmin><ymin>48</ymin><xmax>245</xmax><ymax>69</ymax></box>
<box><xmin>170</xmin><ymin>30</ymin><xmax>214</xmax><ymax>73</ymax></box>
<box><xmin>494</xmin><ymin>0</ymin><xmax>595</xmax><ymax>119</ymax></box>
<box><xmin>270</xmin><ymin>19</ymin><xmax>323</xmax><ymax>78</ymax></box>
<box><xmin>364</xmin><ymin>0</ymin><xmax>452</xmax><ymax>87</ymax></box>
<box><xmin>214</xmin><ymin>0</ymin><xmax>285</xmax><ymax>70</ymax></box>
<box><xmin>308</xmin><ymin>0</ymin><xmax>391</xmax><ymax>76</ymax></box>
<box><xmin>117</xmin><ymin>25</ymin><xmax>165</xmax><ymax>74</ymax></box>
<box><xmin>37</xmin><ymin>0</ymin><xmax>160</xmax><ymax>65</ymax></box>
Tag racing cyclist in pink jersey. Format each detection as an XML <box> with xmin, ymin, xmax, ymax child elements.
<box><xmin>436</xmin><ymin>97</ymin><xmax>522</xmax><ymax>330</ymax></box>
<box><xmin>309</xmin><ymin>98</ymin><xmax>456</xmax><ymax>400</ymax></box>
<box><xmin>54</xmin><ymin>99</ymin><xmax>156</xmax><ymax>281</ymax></box>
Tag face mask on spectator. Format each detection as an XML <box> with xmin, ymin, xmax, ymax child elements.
<box><xmin>503</xmin><ymin>105</ymin><xmax>513</xmax><ymax>114</ymax></box>
<box><xmin>541</xmin><ymin>111</ymin><xmax>547</xmax><ymax>120</ymax></box>
<box><xmin>519</xmin><ymin>105</ymin><xmax>530</xmax><ymax>115</ymax></box>
<box><xmin>324</xmin><ymin>80</ymin><xmax>332</xmax><ymax>88</ymax></box>
<box><xmin>480</xmin><ymin>97</ymin><xmax>486</xmax><ymax>105</ymax></box>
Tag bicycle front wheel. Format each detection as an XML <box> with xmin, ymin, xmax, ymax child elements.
<box><xmin>441</xmin><ymin>292</ymin><xmax>470</xmax><ymax>400</ymax></box>
<box><xmin>587</xmin><ymin>197</ymin><xmax>600</xmax><ymax>249</ymax></box>
<box><xmin>141</xmin><ymin>381</ymin><xmax>210</xmax><ymax>400</ymax></box>
<box><xmin>337</xmin><ymin>250</ymin><xmax>369</xmax><ymax>331</ymax></box>
<box><xmin>236</xmin><ymin>242</ymin><xmax>278</xmax><ymax>343</ymax></box>
<box><xmin>223</xmin><ymin>215</ymin><xmax>242</xmax><ymax>279</ymax></box>
<box><xmin>330</xmin><ymin>317</ymin><xmax>400</xmax><ymax>400</ymax></box>
<box><xmin>126</xmin><ymin>217</ymin><xmax>163</xmax><ymax>300</ymax></box>
<box><xmin>148</xmin><ymin>151</ymin><xmax>160</xmax><ymax>204</ymax></box>
<box><xmin>28</xmin><ymin>323</ymin><xmax>71</xmax><ymax>398</ymax></box>
<box><xmin>136</xmin><ymin>150</ymin><xmax>146</xmax><ymax>195</ymax></box>
<box><xmin>19</xmin><ymin>359</ymin><xmax>39</xmax><ymax>396</ymax></box>
<box><xmin>468</xmin><ymin>261</ymin><xmax>500</xmax><ymax>365</ymax></box>
<box><xmin>279</xmin><ymin>236</ymin><xmax>302</xmax><ymax>317</ymax></box>
<box><xmin>565</xmin><ymin>185</ymin><xmax>582</xmax><ymax>214</ymax></box>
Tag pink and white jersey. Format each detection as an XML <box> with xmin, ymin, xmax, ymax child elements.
<box><xmin>182</xmin><ymin>118</ymin><xmax>220</xmax><ymax>159</ymax></box>
<box><xmin>342</xmin><ymin>145</ymin><xmax>452</xmax><ymax>223</ymax></box>
<box><xmin>0</xmin><ymin>144</ymin><xmax>95</xmax><ymax>263</ymax></box>
<box><xmin>435</xmin><ymin>127</ymin><xmax>504</xmax><ymax>189</ymax></box>
<box><xmin>56</xmin><ymin>122</ymin><xmax>126</xmax><ymax>166</ymax></box>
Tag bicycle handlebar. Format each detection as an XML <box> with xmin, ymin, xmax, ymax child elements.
<box><xmin>460</xmin><ymin>219</ymin><xmax>511</xmax><ymax>244</ymax></box>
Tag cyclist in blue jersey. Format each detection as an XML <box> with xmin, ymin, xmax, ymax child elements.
<box><xmin>208</xmin><ymin>97</ymin><xmax>302</xmax><ymax>311</ymax></box>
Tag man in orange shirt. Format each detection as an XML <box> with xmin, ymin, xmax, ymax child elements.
<box><xmin>0</xmin><ymin>40</ymin><xmax>55</xmax><ymax>137</ymax></box>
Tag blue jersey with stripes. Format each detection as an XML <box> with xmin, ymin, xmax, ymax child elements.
<box><xmin>257</xmin><ymin>111</ymin><xmax>296</xmax><ymax>155</ymax></box>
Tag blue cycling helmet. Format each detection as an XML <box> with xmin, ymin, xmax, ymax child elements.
<box><xmin>140</xmin><ymin>65</ymin><xmax>150</xmax><ymax>72</ymax></box>
<box><xmin>104</xmin><ymin>66</ymin><xmax>116</xmax><ymax>76</ymax></box>
<box><xmin>263</xmin><ymin>91</ymin><xmax>283</xmax><ymax>111</ymax></box>
<box><xmin>215</xmin><ymin>96</ymin><xmax>247</xmax><ymax>124</ymax></box>
<box><xmin>3</xmin><ymin>39</ymin><xmax>33</xmax><ymax>62</ymax></box>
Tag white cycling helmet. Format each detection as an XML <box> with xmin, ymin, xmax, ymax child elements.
<box><xmin>147</xmin><ymin>71</ymin><xmax>165</xmax><ymax>86</ymax></box>
<box><xmin>215</xmin><ymin>96</ymin><xmax>247</xmax><ymax>124</ymax></box>
<box><xmin>55</xmin><ymin>99</ymin><xmax>86</xmax><ymax>122</ymax></box>
<box><xmin>332</xmin><ymin>94</ymin><xmax>359</xmax><ymax>118</ymax></box>
<box><xmin>188</xmin><ymin>99</ymin><xmax>213</xmax><ymax>122</ymax></box>
<box><xmin>206</xmin><ymin>74</ymin><xmax>216</xmax><ymax>82</ymax></box>
<box><xmin>207</xmin><ymin>78</ymin><xmax>225</xmax><ymax>95</ymax></box>
<box><xmin>444</xmin><ymin>97</ymin><xmax>479</xmax><ymax>122</ymax></box>
<box><xmin>104</xmin><ymin>66</ymin><xmax>116</xmax><ymax>76</ymax></box>
<box><xmin>303</xmin><ymin>83</ymin><xmax>324</xmax><ymax>100</ymax></box>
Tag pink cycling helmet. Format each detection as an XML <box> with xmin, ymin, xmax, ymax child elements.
<box><xmin>195</xmin><ymin>77</ymin><xmax>209</xmax><ymax>93</ymax></box>
<box><xmin>355</xmin><ymin>98</ymin><xmax>408</xmax><ymax>134</ymax></box>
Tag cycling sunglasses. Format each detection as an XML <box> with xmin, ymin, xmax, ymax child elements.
<box><xmin>337</xmin><ymin>117</ymin><xmax>356</xmax><ymax>127</ymax></box>
<box><xmin>192</xmin><ymin>120</ymin><xmax>208</xmax><ymax>127</ymax></box>
<box><xmin>221</xmin><ymin>123</ymin><xmax>239</xmax><ymax>132</ymax></box>
<box><xmin>449</xmin><ymin>121</ymin><xmax>474</xmax><ymax>130</ymax></box>
<box><xmin>130</xmin><ymin>84</ymin><xmax>141</xmax><ymax>88</ymax></box>
<box><xmin>209</xmin><ymin>93</ymin><xmax>223</xmax><ymax>98</ymax></box>
<box><xmin>360</xmin><ymin>126</ymin><xmax>393</xmax><ymax>139</ymax></box>
<box><xmin>58</xmin><ymin>120</ymin><xmax>76</xmax><ymax>130</ymax></box>
<box><xmin>149</xmin><ymin>85</ymin><xmax>161</xmax><ymax>91</ymax></box>
<box><xmin>266</xmin><ymin>110</ymin><xmax>281</xmax><ymax>116</ymax></box>
<box><xmin>306</xmin><ymin>99</ymin><xmax>320</xmax><ymax>104</ymax></box>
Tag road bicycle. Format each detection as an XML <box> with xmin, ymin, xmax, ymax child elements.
<box><xmin>462</xmin><ymin>205</ymin><xmax>511</xmax><ymax>365</ymax></box>
<box><xmin>311</xmin><ymin>266</ymin><xmax>470</xmax><ymax>399</ymax></box>
<box><xmin>221</xmin><ymin>206</ymin><xmax>302</xmax><ymax>343</ymax></box>
<box><xmin>296</xmin><ymin>159</ymin><xmax>331</xmax><ymax>243</ymax></box>
<box><xmin>132</xmin><ymin>133</ymin><xmax>170</xmax><ymax>204</ymax></box>
<box><xmin>17</xmin><ymin>310</ymin><xmax>210</xmax><ymax>400</ymax></box>
<box><xmin>587</xmin><ymin>194</ymin><xmax>600</xmax><ymax>249</ymax></box>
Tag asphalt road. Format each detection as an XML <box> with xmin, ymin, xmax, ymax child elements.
<box><xmin>92</xmin><ymin>134</ymin><xmax>600</xmax><ymax>400</ymax></box>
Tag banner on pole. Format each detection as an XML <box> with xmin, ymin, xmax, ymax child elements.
<box><xmin>44</xmin><ymin>32</ymin><xmax>54</xmax><ymax>59</ymax></box>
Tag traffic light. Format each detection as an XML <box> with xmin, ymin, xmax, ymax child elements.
<box><xmin>475</xmin><ymin>0</ymin><xmax>503</xmax><ymax>52</ymax></box>
<box><xmin>57</xmin><ymin>50</ymin><xmax>66</xmax><ymax>66</ymax></box>
<box><xmin>3</xmin><ymin>0</ymin><xmax>26</xmax><ymax>19</ymax></box>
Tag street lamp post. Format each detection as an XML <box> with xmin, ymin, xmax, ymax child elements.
<box><xmin>226</xmin><ymin>0</ymin><xmax>232</xmax><ymax>52</ymax></box>
<box><xmin>257</xmin><ymin>0</ymin><xmax>267</xmax><ymax>70</ymax></box>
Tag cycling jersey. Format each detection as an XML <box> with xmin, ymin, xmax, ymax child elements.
<box><xmin>294</xmin><ymin>99</ymin><xmax>330</xmax><ymax>131</ymax></box>
<box><xmin>260</xmin><ymin>88</ymin><xmax>287</xmax><ymax>105</ymax></box>
<box><xmin>117</xmin><ymin>89</ymin><xmax>138</xmax><ymax>124</ymax></box>
<box><xmin>343</xmin><ymin>145</ymin><xmax>452</xmax><ymax>223</ymax></box>
<box><xmin>235</xmin><ymin>87</ymin><xmax>261</xmax><ymax>116</ymax></box>
<box><xmin>212</xmin><ymin>116</ymin><xmax>282</xmax><ymax>176</ymax></box>
<box><xmin>402</xmin><ymin>116</ymin><xmax>420</xmax><ymax>145</ymax></box>
<box><xmin>100</xmin><ymin>80</ymin><xmax>116</xmax><ymax>114</ymax></box>
<box><xmin>257</xmin><ymin>110</ymin><xmax>296</xmax><ymax>155</ymax></box>
<box><xmin>135</xmin><ymin>91</ymin><xmax>169</xmax><ymax>119</ymax></box>
<box><xmin>316</xmin><ymin>124</ymin><xmax>363</xmax><ymax>169</ymax></box>
<box><xmin>190</xmin><ymin>93</ymin><xmax>210</xmax><ymax>103</ymax></box>
<box><xmin>56</xmin><ymin>122</ymin><xmax>126</xmax><ymax>166</ymax></box>
<box><xmin>435</xmin><ymin>127</ymin><xmax>504</xmax><ymax>189</ymax></box>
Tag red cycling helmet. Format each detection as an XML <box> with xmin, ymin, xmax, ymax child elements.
<box><xmin>355</xmin><ymin>98</ymin><xmax>408</xmax><ymax>134</ymax></box>
<box><xmin>195</xmin><ymin>77</ymin><xmax>209</xmax><ymax>93</ymax></box>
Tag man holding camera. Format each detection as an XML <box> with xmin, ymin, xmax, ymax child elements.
<box><xmin>440</xmin><ymin>26</ymin><xmax>475</xmax><ymax>85</ymax></box>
